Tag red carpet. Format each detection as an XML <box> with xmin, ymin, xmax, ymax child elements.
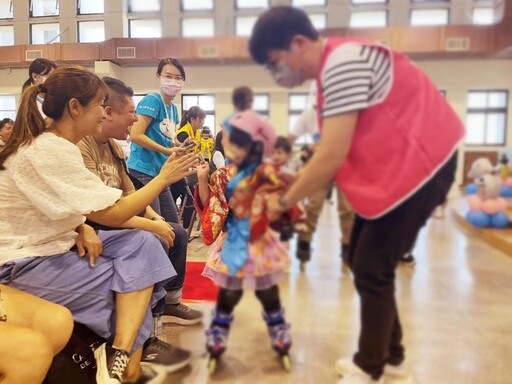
<box><xmin>182</xmin><ymin>262</ymin><xmax>219</xmax><ymax>302</ymax></box>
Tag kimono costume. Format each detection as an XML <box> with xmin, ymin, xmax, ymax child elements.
<box><xmin>194</xmin><ymin>162</ymin><xmax>306</xmax><ymax>290</ymax></box>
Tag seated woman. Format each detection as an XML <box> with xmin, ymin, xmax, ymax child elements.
<box><xmin>0</xmin><ymin>284</ymin><xmax>73</xmax><ymax>384</ymax></box>
<box><xmin>0</xmin><ymin>66</ymin><xmax>199</xmax><ymax>384</ymax></box>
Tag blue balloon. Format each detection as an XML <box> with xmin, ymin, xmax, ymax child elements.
<box><xmin>490</xmin><ymin>212</ymin><xmax>509</xmax><ymax>228</ymax></box>
<box><xmin>466</xmin><ymin>210</ymin><xmax>490</xmax><ymax>228</ymax></box>
<box><xmin>500</xmin><ymin>186</ymin><xmax>512</xmax><ymax>197</ymax></box>
<box><xmin>465</xmin><ymin>184</ymin><xmax>478</xmax><ymax>195</ymax></box>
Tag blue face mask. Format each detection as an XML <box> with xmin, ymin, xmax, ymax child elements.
<box><xmin>269</xmin><ymin>60</ymin><xmax>304</xmax><ymax>89</ymax></box>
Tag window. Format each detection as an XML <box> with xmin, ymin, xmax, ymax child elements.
<box><xmin>472</xmin><ymin>8</ymin><xmax>493</xmax><ymax>25</ymax></box>
<box><xmin>253</xmin><ymin>94</ymin><xmax>269</xmax><ymax>118</ymax></box>
<box><xmin>77</xmin><ymin>0</ymin><xmax>103</xmax><ymax>14</ymax></box>
<box><xmin>288</xmin><ymin>93</ymin><xmax>312</xmax><ymax>145</ymax></box>
<box><xmin>410</xmin><ymin>9</ymin><xmax>449</xmax><ymax>26</ymax></box>
<box><xmin>292</xmin><ymin>0</ymin><xmax>326</xmax><ymax>6</ymax></box>
<box><xmin>30</xmin><ymin>22</ymin><xmax>60</xmax><ymax>44</ymax></box>
<box><xmin>133</xmin><ymin>94</ymin><xmax>146</xmax><ymax>109</ymax></box>
<box><xmin>78</xmin><ymin>21</ymin><xmax>105</xmax><ymax>42</ymax></box>
<box><xmin>0</xmin><ymin>95</ymin><xmax>16</xmax><ymax>120</ymax></box>
<box><xmin>0</xmin><ymin>0</ymin><xmax>13</xmax><ymax>19</ymax></box>
<box><xmin>181</xmin><ymin>17</ymin><xmax>214</xmax><ymax>37</ymax></box>
<box><xmin>236</xmin><ymin>0</ymin><xmax>268</xmax><ymax>8</ymax></box>
<box><xmin>30</xmin><ymin>0</ymin><xmax>59</xmax><ymax>17</ymax></box>
<box><xmin>0</xmin><ymin>25</ymin><xmax>14</xmax><ymax>46</ymax></box>
<box><xmin>182</xmin><ymin>94</ymin><xmax>216</xmax><ymax>135</ymax></box>
<box><xmin>181</xmin><ymin>0</ymin><xmax>213</xmax><ymax>11</ymax></box>
<box><xmin>309</xmin><ymin>13</ymin><xmax>327</xmax><ymax>29</ymax></box>
<box><xmin>235</xmin><ymin>16</ymin><xmax>257</xmax><ymax>36</ymax></box>
<box><xmin>352</xmin><ymin>0</ymin><xmax>386</xmax><ymax>4</ymax></box>
<box><xmin>129</xmin><ymin>0</ymin><xmax>160</xmax><ymax>12</ymax></box>
<box><xmin>129</xmin><ymin>19</ymin><xmax>162</xmax><ymax>38</ymax></box>
<box><xmin>466</xmin><ymin>91</ymin><xmax>508</xmax><ymax>146</ymax></box>
<box><xmin>350</xmin><ymin>11</ymin><xmax>387</xmax><ymax>27</ymax></box>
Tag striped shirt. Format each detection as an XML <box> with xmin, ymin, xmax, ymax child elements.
<box><xmin>321</xmin><ymin>42</ymin><xmax>392</xmax><ymax>118</ymax></box>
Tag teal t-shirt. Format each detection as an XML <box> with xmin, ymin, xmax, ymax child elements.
<box><xmin>127</xmin><ymin>92</ymin><xmax>179</xmax><ymax>177</ymax></box>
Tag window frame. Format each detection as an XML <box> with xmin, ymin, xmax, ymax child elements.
<box><xmin>0</xmin><ymin>94</ymin><xmax>16</xmax><ymax>120</ymax></box>
<box><xmin>181</xmin><ymin>17</ymin><xmax>215</xmax><ymax>37</ymax></box>
<box><xmin>291</xmin><ymin>0</ymin><xmax>327</xmax><ymax>7</ymax></box>
<box><xmin>128</xmin><ymin>18</ymin><xmax>162</xmax><ymax>38</ymax></box>
<box><xmin>29</xmin><ymin>21</ymin><xmax>60</xmax><ymax>44</ymax></box>
<box><xmin>349</xmin><ymin>10</ymin><xmax>388</xmax><ymax>28</ymax></box>
<box><xmin>288</xmin><ymin>92</ymin><xmax>313</xmax><ymax>146</ymax></box>
<box><xmin>0</xmin><ymin>24</ymin><xmax>14</xmax><ymax>46</ymax></box>
<box><xmin>181</xmin><ymin>93</ymin><xmax>217</xmax><ymax>135</ymax></box>
<box><xmin>180</xmin><ymin>0</ymin><xmax>214</xmax><ymax>12</ymax></box>
<box><xmin>128</xmin><ymin>0</ymin><xmax>161</xmax><ymax>13</ymax></box>
<box><xmin>253</xmin><ymin>93</ymin><xmax>270</xmax><ymax>118</ymax></box>
<box><xmin>29</xmin><ymin>0</ymin><xmax>60</xmax><ymax>18</ymax></box>
<box><xmin>77</xmin><ymin>20</ymin><xmax>105</xmax><ymax>43</ymax></box>
<box><xmin>235</xmin><ymin>0</ymin><xmax>268</xmax><ymax>9</ymax></box>
<box><xmin>351</xmin><ymin>0</ymin><xmax>388</xmax><ymax>5</ymax></box>
<box><xmin>0</xmin><ymin>0</ymin><xmax>13</xmax><ymax>19</ymax></box>
<box><xmin>76</xmin><ymin>0</ymin><xmax>103</xmax><ymax>15</ymax></box>
<box><xmin>465</xmin><ymin>90</ymin><xmax>508</xmax><ymax>147</ymax></box>
<box><xmin>410</xmin><ymin>8</ymin><xmax>450</xmax><ymax>26</ymax></box>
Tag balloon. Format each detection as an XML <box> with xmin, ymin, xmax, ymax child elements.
<box><xmin>482</xmin><ymin>199</ymin><xmax>499</xmax><ymax>215</ymax></box>
<box><xmin>500</xmin><ymin>186</ymin><xmax>512</xmax><ymax>197</ymax></box>
<box><xmin>496</xmin><ymin>197</ymin><xmax>508</xmax><ymax>211</ymax></box>
<box><xmin>465</xmin><ymin>211</ymin><xmax>490</xmax><ymax>228</ymax></box>
<box><xmin>467</xmin><ymin>195</ymin><xmax>483</xmax><ymax>211</ymax></box>
<box><xmin>465</xmin><ymin>184</ymin><xmax>477</xmax><ymax>195</ymax></box>
<box><xmin>490</xmin><ymin>212</ymin><xmax>509</xmax><ymax>228</ymax></box>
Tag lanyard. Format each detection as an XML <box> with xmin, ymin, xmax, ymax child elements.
<box><xmin>159</xmin><ymin>93</ymin><xmax>174</xmax><ymax>124</ymax></box>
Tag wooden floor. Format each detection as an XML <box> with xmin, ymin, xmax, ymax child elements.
<box><xmin>160</xmin><ymin>198</ymin><xmax>512</xmax><ymax>384</ymax></box>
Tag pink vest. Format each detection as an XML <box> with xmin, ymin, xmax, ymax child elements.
<box><xmin>317</xmin><ymin>38</ymin><xmax>465</xmax><ymax>219</ymax></box>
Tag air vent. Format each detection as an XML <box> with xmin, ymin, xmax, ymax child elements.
<box><xmin>445</xmin><ymin>37</ymin><xmax>470</xmax><ymax>52</ymax></box>
<box><xmin>198</xmin><ymin>45</ymin><xmax>219</xmax><ymax>58</ymax></box>
<box><xmin>25</xmin><ymin>50</ymin><xmax>43</xmax><ymax>61</ymax></box>
<box><xmin>117</xmin><ymin>47</ymin><xmax>136</xmax><ymax>59</ymax></box>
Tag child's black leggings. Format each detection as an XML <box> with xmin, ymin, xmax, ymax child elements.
<box><xmin>215</xmin><ymin>285</ymin><xmax>281</xmax><ymax>315</ymax></box>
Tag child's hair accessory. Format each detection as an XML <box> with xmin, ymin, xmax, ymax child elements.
<box><xmin>228</xmin><ymin>111</ymin><xmax>277</xmax><ymax>155</ymax></box>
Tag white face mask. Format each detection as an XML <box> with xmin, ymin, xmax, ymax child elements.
<box><xmin>269</xmin><ymin>60</ymin><xmax>304</xmax><ymax>89</ymax></box>
<box><xmin>160</xmin><ymin>77</ymin><xmax>183</xmax><ymax>96</ymax></box>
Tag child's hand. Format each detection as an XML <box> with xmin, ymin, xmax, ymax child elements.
<box><xmin>197</xmin><ymin>161</ymin><xmax>210</xmax><ymax>181</ymax></box>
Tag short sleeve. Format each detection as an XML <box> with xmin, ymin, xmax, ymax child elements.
<box><xmin>321</xmin><ymin>43</ymin><xmax>392</xmax><ymax>118</ymax></box>
<box><xmin>136</xmin><ymin>94</ymin><xmax>161</xmax><ymax>120</ymax></box>
<box><xmin>11</xmin><ymin>134</ymin><xmax>123</xmax><ymax>220</ymax></box>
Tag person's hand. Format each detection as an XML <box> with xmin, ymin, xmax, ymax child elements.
<box><xmin>197</xmin><ymin>161</ymin><xmax>210</xmax><ymax>181</ymax></box>
<box><xmin>149</xmin><ymin>219</ymin><xmax>175</xmax><ymax>248</ymax></box>
<box><xmin>75</xmin><ymin>224</ymin><xmax>103</xmax><ymax>267</ymax></box>
<box><xmin>278</xmin><ymin>170</ymin><xmax>299</xmax><ymax>186</ymax></box>
<box><xmin>180</xmin><ymin>137</ymin><xmax>197</xmax><ymax>150</ymax></box>
<box><xmin>158</xmin><ymin>153</ymin><xmax>200</xmax><ymax>185</ymax></box>
<box><xmin>267</xmin><ymin>192</ymin><xmax>286</xmax><ymax>222</ymax></box>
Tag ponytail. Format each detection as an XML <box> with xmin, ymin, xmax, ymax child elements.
<box><xmin>179</xmin><ymin>106</ymin><xmax>206</xmax><ymax>128</ymax></box>
<box><xmin>0</xmin><ymin>85</ymin><xmax>46</xmax><ymax>170</ymax></box>
<box><xmin>22</xmin><ymin>78</ymin><xmax>33</xmax><ymax>92</ymax></box>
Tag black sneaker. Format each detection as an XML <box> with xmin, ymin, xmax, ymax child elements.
<box><xmin>161</xmin><ymin>303</ymin><xmax>203</xmax><ymax>325</ymax></box>
<box><xmin>94</xmin><ymin>343</ymin><xmax>130</xmax><ymax>384</ymax></box>
<box><xmin>141</xmin><ymin>337</ymin><xmax>191</xmax><ymax>373</ymax></box>
<box><xmin>399</xmin><ymin>254</ymin><xmax>416</xmax><ymax>267</ymax></box>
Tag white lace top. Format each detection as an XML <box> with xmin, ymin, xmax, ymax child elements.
<box><xmin>0</xmin><ymin>132</ymin><xmax>123</xmax><ymax>265</ymax></box>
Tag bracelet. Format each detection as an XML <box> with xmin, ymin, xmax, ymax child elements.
<box><xmin>151</xmin><ymin>216</ymin><xmax>165</xmax><ymax>221</ymax></box>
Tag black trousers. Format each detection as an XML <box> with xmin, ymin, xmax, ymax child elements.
<box><xmin>349</xmin><ymin>152</ymin><xmax>457</xmax><ymax>379</ymax></box>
